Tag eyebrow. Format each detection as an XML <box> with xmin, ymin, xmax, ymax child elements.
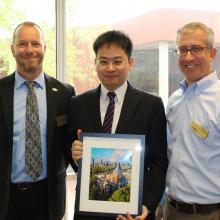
<box><xmin>98</xmin><ymin>56</ymin><xmax>124</xmax><ymax>59</ymax></box>
<box><xmin>178</xmin><ymin>44</ymin><xmax>204</xmax><ymax>48</ymax></box>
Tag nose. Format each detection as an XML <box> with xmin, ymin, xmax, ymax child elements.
<box><xmin>25</xmin><ymin>43</ymin><xmax>34</xmax><ymax>53</ymax></box>
<box><xmin>184</xmin><ymin>50</ymin><xmax>194</xmax><ymax>60</ymax></box>
<box><xmin>106</xmin><ymin>62</ymin><xmax>115</xmax><ymax>71</ymax></box>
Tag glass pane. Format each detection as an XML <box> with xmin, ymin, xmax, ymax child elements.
<box><xmin>66</xmin><ymin>0</ymin><xmax>220</xmax><ymax>98</ymax></box>
<box><xmin>0</xmin><ymin>0</ymin><xmax>55</xmax><ymax>79</ymax></box>
<box><xmin>66</xmin><ymin>0</ymin><xmax>160</xmax><ymax>95</ymax></box>
<box><xmin>168</xmin><ymin>48</ymin><xmax>184</xmax><ymax>96</ymax></box>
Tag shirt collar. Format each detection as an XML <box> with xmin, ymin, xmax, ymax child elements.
<box><xmin>179</xmin><ymin>80</ymin><xmax>188</xmax><ymax>92</ymax></box>
<box><xmin>195</xmin><ymin>71</ymin><xmax>218</xmax><ymax>94</ymax></box>
<box><xmin>14</xmin><ymin>71</ymin><xmax>45</xmax><ymax>90</ymax></box>
<box><xmin>100</xmin><ymin>81</ymin><xmax>128</xmax><ymax>104</ymax></box>
<box><xmin>179</xmin><ymin>71</ymin><xmax>218</xmax><ymax>94</ymax></box>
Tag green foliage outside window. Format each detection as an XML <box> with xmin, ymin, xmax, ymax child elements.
<box><xmin>0</xmin><ymin>0</ymin><xmax>56</xmax><ymax>78</ymax></box>
<box><xmin>0</xmin><ymin>0</ymin><xmax>110</xmax><ymax>94</ymax></box>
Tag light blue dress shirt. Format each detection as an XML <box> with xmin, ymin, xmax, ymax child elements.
<box><xmin>166</xmin><ymin>71</ymin><xmax>220</xmax><ymax>204</ymax></box>
<box><xmin>11</xmin><ymin>72</ymin><xmax>47</xmax><ymax>183</ymax></box>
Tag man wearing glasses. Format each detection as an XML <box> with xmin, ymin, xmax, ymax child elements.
<box><xmin>163</xmin><ymin>22</ymin><xmax>220</xmax><ymax>220</ymax></box>
<box><xmin>71</xmin><ymin>30</ymin><xmax>168</xmax><ymax>220</ymax></box>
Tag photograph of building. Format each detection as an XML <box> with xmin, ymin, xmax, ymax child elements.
<box><xmin>89</xmin><ymin>148</ymin><xmax>132</xmax><ymax>202</ymax></box>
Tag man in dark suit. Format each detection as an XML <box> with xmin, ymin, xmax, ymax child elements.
<box><xmin>71</xmin><ymin>30</ymin><xmax>168</xmax><ymax>220</ymax></box>
<box><xmin>0</xmin><ymin>21</ymin><xmax>75</xmax><ymax>220</ymax></box>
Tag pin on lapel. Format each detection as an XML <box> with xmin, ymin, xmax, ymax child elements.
<box><xmin>52</xmin><ymin>87</ymin><xmax>58</xmax><ymax>92</ymax></box>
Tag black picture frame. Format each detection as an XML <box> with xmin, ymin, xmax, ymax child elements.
<box><xmin>75</xmin><ymin>132</ymin><xmax>146</xmax><ymax>218</ymax></box>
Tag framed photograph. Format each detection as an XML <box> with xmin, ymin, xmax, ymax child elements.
<box><xmin>75</xmin><ymin>132</ymin><xmax>146</xmax><ymax>218</ymax></box>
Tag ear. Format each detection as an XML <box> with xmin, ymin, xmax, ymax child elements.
<box><xmin>11</xmin><ymin>45</ymin><xmax>15</xmax><ymax>57</ymax></box>
<box><xmin>210</xmin><ymin>47</ymin><xmax>217</xmax><ymax>60</ymax></box>
<box><xmin>94</xmin><ymin>58</ymin><xmax>98</xmax><ymax>71</ymax></box>
<box><xmin>128</xmin><ymin>58</ymin><xmax>134</xmax><ymax>70</ymax></box>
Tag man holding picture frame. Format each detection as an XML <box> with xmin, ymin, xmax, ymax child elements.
<box><xmin>70</xmin><ymin>30</ymin><xmax>168</xmax><ymax>220</ymax></box>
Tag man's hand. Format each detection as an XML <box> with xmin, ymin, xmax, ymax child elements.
<box><xmin>71</xmin><ymin>140</ymin><xmax>83</xmax><ymax>161</ymax></box>
<box><xmin>155</xmin><ymin>205</ymin><xmax>163</xmax><ymax>220</ymax></box>
<box><xmin>116</xmin><ymin>205</ymin><xmax>148</xmax><ymax>220</ymax></box>
<box><xmin>71</xmin><ymin>129</ymin><xmax>83</xmax><ymax>161</ymax></box>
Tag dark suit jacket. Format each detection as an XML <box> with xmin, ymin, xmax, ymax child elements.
<box><xmin>0</xmin><ymin>73</ymin><xmax>75</xmax><ymax>220</ymax></box>
<box><xmin>70</xmin><ymin>82</ymin><xmax>168</xmax><ymax>220</ymax></box>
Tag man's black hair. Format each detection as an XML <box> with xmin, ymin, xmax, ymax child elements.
<box><xmin>93</xmin><ymin>30</ymin><xmax>133</xmax><ymax>58</ymax></box>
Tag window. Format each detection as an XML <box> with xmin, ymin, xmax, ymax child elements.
<box><xmin>65</xmin><ymin>0</ymin><xmax>160</xmax><ymax>95</ymax></box>
<box><xmin>0</xmin><ymin>0</ymin><xmax>56</xmax><ymax>78</ymax></box>
<box><xmin>66</xmin><ymin>0</ymin><xmax>220</xmax><ymax>106</ymax></box>
<box><xmin>2</xmin><ymin>0</ymin><xmax>220</xmax><ymax>104</ymax></box>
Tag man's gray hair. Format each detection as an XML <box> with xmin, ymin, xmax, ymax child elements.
<box><xmin>176</xmin><ymin>22</ymin><xmax>215</xmax><ymax>48</ymax></box>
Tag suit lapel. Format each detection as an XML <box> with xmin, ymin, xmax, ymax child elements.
<box><xmin>86</xmin><ymin>86</ymin><xmax>103</xmax><ymax>132</ymax></box>
<box><xmin>45</xmin><ymin>74</ymin><xmax>59</xmax><ymax>151</ymax></box>
<box><xmin>1</xmin><ymin>74</ymin><xmax>15</xmax><ymax>147</ymax></box>
<box><xmin>116</xmin><ymin>83</ymin><xmax>141</xmax><ymax>133</ymax></box>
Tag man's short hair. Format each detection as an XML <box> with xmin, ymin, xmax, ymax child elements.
<box><xmin>93</xmin><ymin>30</ymin><xmax>133</xmax><ymax>58</ymax></box>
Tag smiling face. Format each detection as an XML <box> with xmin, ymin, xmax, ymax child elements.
<box><xmin>95</xmin><ymin>44</ymin><xmax>133</xmax><ymax>91</ymax></box>
<box><xmin>11</xmin><ymin>24</ymin><xmax>46</xmax><ymax>81</ymax></box>
<box><xmin>177</xmin><ymin>29</ymin><xmax>216</xmax><ymax>85</ymax></box>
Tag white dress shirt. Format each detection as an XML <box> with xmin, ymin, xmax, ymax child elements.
<box><xmin>100</xmin><ymin>82</ymin><xmax>127</xmax><ymax>133</ymax></box>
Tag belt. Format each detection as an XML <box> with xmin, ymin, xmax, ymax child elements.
<box><xmin>10</xmin><ymin>179</ymin><xmax>47</xmax><ymax>191</ymax></box>
<box><xmin>168</xmin><ymin>197</ymin><xmax>220</xmax><ymax>214</ymax></box>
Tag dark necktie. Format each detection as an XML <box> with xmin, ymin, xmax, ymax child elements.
<box><xmin>25</xmin><ymin>81</ymin><xmax>42</xmax><ymax>181</ymax></box>
<box><xmin>103</xmin><ymin>92</ymin><xmax>116</xmax><ymax>133</ymax></box>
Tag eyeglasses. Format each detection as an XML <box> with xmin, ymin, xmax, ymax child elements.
<box><xmin>175</xmin><ymin>46</ymin><xmax>210</xmax><ymax>56</ymax></box>
<box><xmin>95</xmin><ymin>57</ymin><xmax>128</xmax><ymax>67</ymax></box>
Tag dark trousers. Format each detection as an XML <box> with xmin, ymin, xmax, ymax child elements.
<box><xmin>163</xmin><ymin>198</ymin><xmax>220</xmax><ymax>220</ymax></box>
<box><xmin>6</xmin><ymin>179</ymin><xmax>49</xmax><ymax>220</ymax></box>
<box><xmin>147</xmin><ymin>212</ymin><xmax>155</xmax><ymax>220</ymax></box>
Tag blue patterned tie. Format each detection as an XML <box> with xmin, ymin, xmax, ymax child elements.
<box><xmin>103</xmin><ymin>92</ymin><xmax>116</xmax><ymax>133</ymax></box>
<box><xmin>25</xmin><ymin>81</ymin><xmax>42</xmax><ymax>181</ymax></box>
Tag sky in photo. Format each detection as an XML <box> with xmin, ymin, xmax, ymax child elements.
<box><xmin>91</xmin><ymin>148</ymin><xmax>132</xmax><ymax>163</ymax></box>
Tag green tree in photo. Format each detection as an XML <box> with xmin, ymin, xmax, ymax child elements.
<box><xmin>92</xmin><ymin>165</ymin><xmax>113</xmax><ymax>174</ymax></box>
<box><xmin>109</xmin><ymin>185</ymin><xmax>131</xmax><ymax>202</ymax></box>
<box><xmin>89</xmin><ymin>175</ymin><xmax>99</xmax><ymax>200</ymax></box>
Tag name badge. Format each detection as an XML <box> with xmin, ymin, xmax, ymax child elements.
<box><xmin>56</xmin><ymin>114</ymin><xmax>68</xmax><ymax>127</ymax></box>
<box><xmin>191</xmin><ymin>120</ymin><xmax>209</xmax><ymax>140</ymax></box>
